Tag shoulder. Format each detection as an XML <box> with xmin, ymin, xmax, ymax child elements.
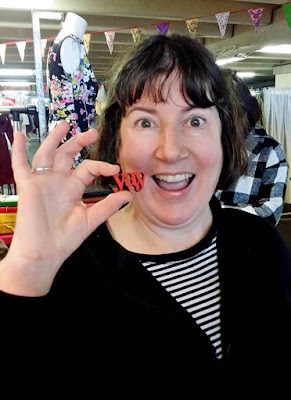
<box><xmin>252</xmin><ymin>125</ymin><xmax>282</xmax><ymax>148</ymax></box>
<box><xmin>55</xmin><ymin>33</ymin><xmax>79</xmax><ymax>45</ymax></box>
<box><xmin>221</xmin><ymin>206</ymin><xmax>271</xmax><ymax>228</ymax></box>
<box><xmin>251</xmin><ymin>125</ymin><xmax>267</xmax><ymax>138</ymax></box>
<box><xmin>50</xmin><ymin>35</ymin><xmax>79</xmax><ymax>59</ymax></box>
<box><xmin>222</xmin><ymin>206</ymin><xmax>276</xmax><ymax>231</ymax></box>
<box><xmin>220</xmin><ymin>207</ymin><xmax>289</xmax><ymax>254</ymax></box>
<box><xmin>59</xmin><ymin>36</ymin><xmax>82</xmax><ymax>74</ymax></box>
<box><xmin>60</xmin><ymin>35</ymin><xmax>80</xmax><ymax>52</ymax></box>
<box><xmin>249</xmin><ymin>127</ymin><xmax>286</xmax><ymax>162</ymax></box>
<box><xmin>218</xmin><ymin>208</ymin><xmax>291</xmax><ymax>305</ymax></box>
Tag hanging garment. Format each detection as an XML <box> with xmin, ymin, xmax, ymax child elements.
<box><xmin>0</xmin><ymin>115</ymin><xmax>15</xmax><ymax>185</ymax></box>
<box><xmin>263</xmin><ymin>88</ymin><xmax>291</xmax><ymax>204</ymax></box>
<box><xmin>47</xmin><ymin>35</ymin><xmax>98</xmax><ymax>169</ymax></box>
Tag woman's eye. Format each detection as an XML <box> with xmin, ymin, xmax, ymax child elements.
<box><xmin>136</xmin><ymin>119</ymin><xmax>153</xmax><ymax>128</ymax></box>
<box><xmin>188</xmin><ymin>117</ymin><xmax>205</xmax><ymax>127</ymax></box>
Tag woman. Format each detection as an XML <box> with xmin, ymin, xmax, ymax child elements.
<box><xmin>0</xmin><ymin>34</ymin><xmax>290</xmax><ymax>393</ymax></box>
<box><xmin>216</xmin><ymin>70</ymin><xmax>288</xmax><ymax>225</ymax></box>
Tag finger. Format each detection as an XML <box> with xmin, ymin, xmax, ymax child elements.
<box><xmin>32</xmin><ymin>120</ymin><xmax>70</xmax><ymax>168</ymax></box>
<box><xmin>72</xmin><ymin>160</ymin><xmax>120</xmax><ymax>187</ymax></box>
<box><xmin>53</xmin><ymin>129</ymin><xmax>99</xmax><ymax>172</ymax></box>
<box><xmin>87</xmin><ymin>191</ymin><xmax>133</xmax><ymax>233</ymax></box>
<box><xmin>11</xmin><ymin>131</ymin><xmax>31</xmax><ymax>182</ymax></box>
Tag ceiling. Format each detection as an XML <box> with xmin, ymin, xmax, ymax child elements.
<box><xmin>0</xmin><ymin>0</ymin><xmax>291</xmax><ymax>89</ymax></box>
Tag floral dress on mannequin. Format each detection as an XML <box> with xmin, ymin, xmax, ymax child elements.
<box><xmin>47</xmin><ymin>34</ymin><xmax>98</xmax><ymax>169</ymax></box>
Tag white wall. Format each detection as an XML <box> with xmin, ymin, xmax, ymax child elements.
<box><xmin>275</xmin><ymin>73</ymin><xmax>291</xmax><ymax>88</ymax></box>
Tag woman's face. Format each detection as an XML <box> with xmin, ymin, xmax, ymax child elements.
<box><xmin>118</xmin><ymin>77</ymin><xmax>223</xmax><ymax>228</ymax></box>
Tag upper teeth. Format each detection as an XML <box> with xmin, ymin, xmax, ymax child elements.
<box><xmin>155</xmin><ymin>174</ymin><xmax>194</xmax><ymax>182</ymax></box>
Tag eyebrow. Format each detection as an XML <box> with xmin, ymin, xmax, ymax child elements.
<box><xmin>126</xmin><ymin>105</ymin><xmax>196</xmax><ymax>117</ymax></box>
<box><xmin>126</xmin><ymin>107</ymin><xmax>158</xmax><ymax>117</ymax></box>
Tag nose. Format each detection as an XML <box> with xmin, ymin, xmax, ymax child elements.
<box><xmin>155</xmin><ymin>125</ymin><xmax>188</xmax><ymax>162</ymax></box>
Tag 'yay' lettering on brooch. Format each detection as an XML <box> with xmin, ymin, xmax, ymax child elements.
<box><xmin>112</xmin><ymin>172</ymin><xmax>146</xmax><ymax>192</ymax></box>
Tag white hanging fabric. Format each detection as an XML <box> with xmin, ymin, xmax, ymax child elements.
<box><xmin>263</xmin><ymin>88</ymin><xmax>291</xmax><ymax>203</ymax></box>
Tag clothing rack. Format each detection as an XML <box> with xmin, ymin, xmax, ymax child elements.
<box><xmin>0</xmin><ymin>106</ymin><xmax>38</xmax><ymax>131</ymax></box>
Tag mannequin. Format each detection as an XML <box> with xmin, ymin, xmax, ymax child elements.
<box><xmin>56</xmin><ymin>12</ymin><xmax>88</xmax><ymax>75</ymax></box>
<box><xmin>47</xmin><ymin>12</ymin><xmax>98</xmax><ymax>169</ymax></box>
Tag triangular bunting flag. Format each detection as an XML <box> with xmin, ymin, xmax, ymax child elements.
<box><xmin>248</xmin><ymin>8</ymin><xmax>264</xmax><ymax>31</ymax></box>
<box><xmin>131</xmin><ymin>27</ymin><xmax>142</xmax><ymax>43</ymax></box>
<box><xmin>215</xmin><ymin>12</ymin><xmax>230</xmax><ymax>37</ymax></box>
<box><xmin>0</xmin><ymin>44</ymin><xmax>6</xmax><ymax>65</ymax></box>
<box><xmin>185</xmin><ymin>18</ymin><xmax>198</xmax><ymax>37</ymax></box>
<box><xmin>156</xmin><ymin>22</ymin><xmax>169</xmax><ymax>35</ymax></box>
<box><xmin>104</xmin><ymin>30</ymin><xmax>115</xmax><ymax>54</ymax></box>
<box><xmin>283</xmin><ymin>3</ymin><xmax>291</xmax><ymax>29</ymax></box>
<box><xmin>16</xmin><ymin>41</ymin><xmax>26</xmax><ymax>62</ymax></box>
<box><xmin>41</xmin><ymin>39</ymin><xmax>47</xmax><ymax>60</ymax></box>
<box><xmin>83</xmin><ymin>33</ymin><xmax>91</xmax><ymax>54</ymax></box>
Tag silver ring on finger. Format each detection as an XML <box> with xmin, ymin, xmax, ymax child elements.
<box><xmin>31</xmin><ymin>166</ymin><xmax>53</xmax><ymax>173</ymax></box>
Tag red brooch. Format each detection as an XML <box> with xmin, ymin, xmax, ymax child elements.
<box><xmin>112</xmin><ymin>172</ymin><xmax>146</xmax><ymax>192</ymax></box>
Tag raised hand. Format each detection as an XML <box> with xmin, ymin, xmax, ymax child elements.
<box><xmin>0</xmin><ymin>121</ymin><xmax>132</xmax><ymax>296</ymax></box>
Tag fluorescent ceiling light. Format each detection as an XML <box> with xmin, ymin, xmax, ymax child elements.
<box><xmin>2</xmin><ymin>90</ymin><xmax>30</xmax><ymax>94</ymax></box>
<box><xmin>36</xmin><ymin>12</ymin><xmax>63</xmax><ymax>20</ymax></box>
<box><xmin>237</xmin><ymin>72</ymin><xmax>256</xmax><ymax>78</ymax></box>
<box><xmin>216</xmin><ymin>54</ymin><xmax>247</xmax><ymax>66</ymax></box>
<box><xmin>0</xmin><ymin>0</ymin><xmax>52</xmax><ymax>9</ymax></box>
<box><xmin>0</xmin><ymin>82</ymin><xmax>34</xmax><ymax>86</ymax></box>
<box><xmin>0</xmin><ymin>69</ymin><xmax>35</xmax><ymax>76</ymax></box>
<box><xmin>258</xmin><ymin>45</ymin><xmax>291</xmax><ymax>54</ymax></box>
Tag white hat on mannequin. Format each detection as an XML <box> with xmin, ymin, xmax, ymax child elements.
<box><xmin>59</xmin><ymin>12</ymin><xmax>88</xmax><ymax>41</ymax></box>
<box><xmin>54</xmin><ymin>12</ymin><xmax>88</xmax><ymax>74</ymax></box>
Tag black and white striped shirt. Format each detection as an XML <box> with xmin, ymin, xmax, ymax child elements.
<box><xmin>140</xmin><ymin>234</ymin><xmax>222</xmax><ymax>359</ymax></box>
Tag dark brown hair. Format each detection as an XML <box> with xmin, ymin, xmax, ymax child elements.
<box><xmin>223</xmin><ymin>69</ymin><xmax>261</xmax><ymax>132</ymax></box>
<box><xmin>92</xmin><ymin>34</ymin><xmax>249</xmax><ymax>190</ymax></box>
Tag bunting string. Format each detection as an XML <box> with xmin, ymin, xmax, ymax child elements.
<box><xmin>0</xmin><ymin>5</ymin><xmax>279</xmax><ymax>62</ymax></box>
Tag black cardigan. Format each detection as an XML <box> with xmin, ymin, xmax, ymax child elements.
<box><xmin>1</xmin><ymin>197</ymin><xmax>291</xmax><ymax>394</ymax></box>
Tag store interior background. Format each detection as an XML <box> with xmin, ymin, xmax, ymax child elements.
<box><xmin>0</xmin><ymin>0</ymin><xmax>290</xmax><ymax>250</ymax></box>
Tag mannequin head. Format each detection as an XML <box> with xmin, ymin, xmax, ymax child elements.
<box><xmin>60</xmin><ymin>12</ymin><xmax>88</xmax><ymax>40</ymax></box>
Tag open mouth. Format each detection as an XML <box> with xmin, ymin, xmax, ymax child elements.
<box><xmin>153</xmin><ymin>173</ymin><xmax>195</xmax><ymax>191</ymax></box>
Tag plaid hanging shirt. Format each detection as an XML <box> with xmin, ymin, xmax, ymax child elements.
<box><xmin>216</xmin><ymin>125</ymin><xmax>288</xmax><ymax>226</ymax></box>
